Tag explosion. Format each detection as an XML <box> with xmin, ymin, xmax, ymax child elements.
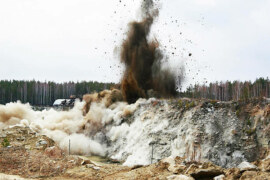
<box><xmin>0</xmin><ymin>0</ymin><xmax>186</xmax><ymax>167</ymax></box>
<box><xmin>120</xmin><ymin>0</ymin><xmax>179</xmax><ymax>103</ymax></box>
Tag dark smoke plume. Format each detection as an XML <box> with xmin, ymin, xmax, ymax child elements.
<box><xmin>120</xmin><ymin>0</ymin><xmax>178</xmax><ymax>104</ymax></box>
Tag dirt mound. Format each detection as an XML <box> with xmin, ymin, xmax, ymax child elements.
<box><xmin>0</xmin><ymin>126</ymin><xmax>81</xmax><ymax>179</ymax></box>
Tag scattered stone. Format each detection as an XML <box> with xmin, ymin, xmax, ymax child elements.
<box><xmin>239</xmin><ymin>171</ymin><xmax>257</xmax><ymax>180</ymax></box>
<box><xmin>80</xmin><ymin>157</ymin><xmax>102</xmax><ymax>168</ymax></box>
<box><xmin>36</xmin><ymin>139</ymin><xmax>48</xmax><ymax>148</ymax></box>
<box><xmin>92</xmin><ymin>166</ymin><xmax>100</xmax><ymax>170</ymax></box>
<box><xmin>81</xmin><ymin>159</ymin><xmax>91</xmax><ymax>165</ymax></box>
<box><xmin>238</xmin><ymin>162</ymin><xmax>258</xmax><ymax>172</ymax></box>
<box><xmin>161</xmin><ymin>157</ymin><xmax>175</xmax><ymax>168</ymax></box>
<box><xmin>25</xmin><ymin>145</ymin><xmax>31</xmax><ymax>150</ymax></box>
<box><xmin>90</xmin><ymin>160</ymin><xmax>102</xmax><ymax>167</ymax></box>
<box><xmin>184</xmin><ymin>164</ymin><xmax>198</xmax><ymax>174</ymax></box>
<box><xmin>167</xmin><ymin>174</ymin><xmax>194</xmax><ymax>180</ymax></box>
<box><xmin>131</xmin><ymin>165</ymin><xmax>144</xmax><ymax>170</ymax></box>
<box><xmin>0</xmin><ymin>173</ymin><xmax>27</xmax><ymax>180</ymax></box>
<box><xmin>109</xmin><ymin>158</ymin><xmax>121</xmax><ymax>163</ymax></box>
<box><xmin>161</xmin><ymin>157</ymin><xmax>185</xmax><ymax>174</ymax></box>
<box><xmin>68</xmin><ymin>160</ymin><xmax>75</xmax><ymax>163</ymax></box>
<box><xmin>214</xmin><ymin>174</ymin><xmax>225</xmax><ymax>180</ymax></box>
<box><xmin>29</xmin><ymin>131</ymin><xmax>36</xmax><ymax>135</ymax></box>
<box><xmin>16</xmin><ymin>136</ymin><xmax>25</xmax><ymax>141</ymax></box>
<box><xmin>45</xmin><ymin>146</ymin><xmax>63</xmax><ymax>159</ymax></box>
<box><xmin>0</xmin><ymin>134</ymin><xmax>7</xmax><ymax>138</ymax></box>
<box><xmin>257</xmin><ymin>157</ymin><xmax>270</xmax><ymax>172</ymax></box>
<box><xmin>86</xmin><ymin>164</ymin><xmax>94</xmax><ymax>168</ymax></box>
<box><xmin>225</xmin><ymin>168</ymin><xmax>241</xmax><ymax>179</ymax></box>
<box><xmin>241</xmin><ymin>171</ymin><xmax>270</xmax><ymax>179</ymax></box>
<box><xmin>86</xmin><ymin>164</ymin><xmax>100</xmax><ymax>170</ymax></box>
<box><xmin>169</xmin><ymin>164</ymin><xmax>186</xmax><ymax>174</ymax></box>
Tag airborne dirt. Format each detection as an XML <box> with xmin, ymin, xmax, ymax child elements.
<box><xmin>120</xmin><ymin>0</ymin><xmax>180</xmax><ymax>104</ymax></box>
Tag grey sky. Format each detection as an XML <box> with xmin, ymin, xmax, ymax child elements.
<box><xmin>0</xmin><ymin>0</ymin><xmax>269</xmax><ymax>88</ymax></box>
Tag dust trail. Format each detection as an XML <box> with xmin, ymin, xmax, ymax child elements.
<box><xmin>120</xmin><ymin>0</ymin><xmax>179</xmax><ymax>104</ymax></box>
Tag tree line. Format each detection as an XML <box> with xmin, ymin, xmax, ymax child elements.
<box><xmin>1</xmin><ymin>77</ymin><xmax>269</xmax><ymax>105</ymax></box>
<box><xmin>181</xmin><ymin>77</ymin><xmax>270</xmax><ymax>101</ymax></box>
<box><xmin>0</xmin><ymin>80</ymin><xmax>115</xmax><ymax>106</ymax></box>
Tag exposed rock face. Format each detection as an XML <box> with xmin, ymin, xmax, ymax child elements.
<box><xmin>0</xmin><ymin>98</ymin><xmax>269</xmax><ymax>172</ymax></box>
<box><xmin>107</xmin><ymin>98</ymin><xmax>270</xmax><ymax>168</ymax></box>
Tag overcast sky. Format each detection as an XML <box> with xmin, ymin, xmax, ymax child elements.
<box><xmin>0</xmin><ymin>0</ymin><xmax>269</xmax><ymax>88</ymax></box>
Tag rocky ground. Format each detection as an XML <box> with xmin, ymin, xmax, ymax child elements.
<box><xmin>0</xmin><ymin>126</ymin><xmax>83</xmax><ymax>179</ymax></box>
<box><xmin>0</xmin><ymin>127</ymin><xmax>270</xmax><ymax>180</ymax></box>
<box><xmin>0</xmin><ymin>98</ymin><xmax>270</xmax><ymax>179</ymax></box>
